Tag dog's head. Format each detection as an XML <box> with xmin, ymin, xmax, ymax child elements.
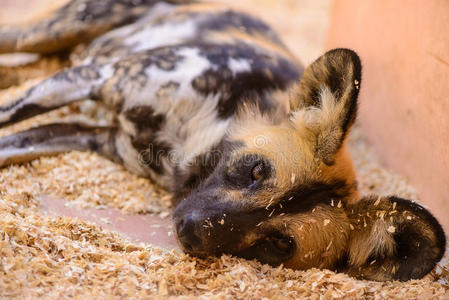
<box><xmin>173</xmin><ymin>49</ymin><xmax>446</xmax><ymax>281</ymax></box>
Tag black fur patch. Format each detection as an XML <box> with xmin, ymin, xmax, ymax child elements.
<box><xmin>198</xmin><ymin>10</ymin><xmax>283</xmax><ymax>45</ymax></box>
<box><xmin>387</xmin><ymin>196</ymin><xmax>446</xmax><ymax>281</ymax></box>
<box><xmin>124</xmin><ymin>105</ymin><xmax>170</xmax><ymax>174</ymax></box>
<box><xmin>171</xmin><ymin>139</ymin><xmax>244</xmax><ymax>205</ymax></box>
<box><xmin>221</xmin><ymin>153</ymin><xmax>273</xmax><ymax>190</ymax></box>
<box><xmin>234</xmin><ymin>233</ymin><xmax>296</xmax><ymax>266</ymax></box>
<box><xmin>191</xmin><ymin>43</ymin><xmax>301</xmax><ymax>118</ymax></box>
<box><xmin>114</xmin><ymin>47</ymin><xmax>184</xmax><ymax>76</ymax></box>
<box><xmin>335</xmin><ymin>49</ymin><xmax>361</xmax><ymax>136</ymax></box>
<box><xmin>3</xmin><ymin>103</ymin><xmax>48</xmax><ymax>128</ymax></box>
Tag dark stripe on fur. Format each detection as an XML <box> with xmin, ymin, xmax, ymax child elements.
<box><xmin>192</xmin><ymin>42</ymin><xmax>301</xmax><ymax>118</ymax></box>
<box><xmin>124</xmin><ymin>105</ymin><xmax>169</xmax><ymax>175</ymax></box>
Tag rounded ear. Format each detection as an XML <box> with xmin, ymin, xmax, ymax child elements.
<box><xmin>344</xmin><ymin>196</ymin><xmax>446</xmax><ymax>281</ymax></box>
<box><xmin>289</xmin><ymin>48</ymin><xmax>361</xmax><ymax>164</ymax></box>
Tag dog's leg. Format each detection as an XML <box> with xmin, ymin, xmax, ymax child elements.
<box><xmin>0</xmin><ymin>65</ymin><xmax>109</xmax><ymax>128</ymax></box>
<box><xmin>0</xmin><ymin>0</ymin><xmax>184</xmax><ymax>54</ymax></box>
<box><xmin>0</xmin><ymin>123</ymin><xmax>119</xmax><ymax>167</ymax></box>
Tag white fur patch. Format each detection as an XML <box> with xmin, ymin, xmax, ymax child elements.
<box><xmin>164</xmin><ymin>96</ymin><xmax>231</xmax><ymax>169</ymax></box>
<box><xmin>124</xmin><ymin>19</ymin><xmax>197</xmax><ymax>52</ymax></box>
<box><xmin>114</xmin><ymin>130</ymin><xmax>152</xmax><ymax>177</ymax></box>
<box><xmin>121</xmin><ymin>3</ymin><xmax>207</xmax><ymax>54</ymax></box>
<box><xmin>228</xmin><ymin>57</ymin><xmax>251</xmax><ymax>76</ymax></box>
<box><xmin>98</xmin><ymin>64</ymin><xmax>115</xmax><ymax>79</ymax></box>
<box><xmin>117</xmin><ymin>47</ymin><xmax>229</xmax><ymax>182</ymax></box>
<box><xmin>123</xmin><ymin>46</ymin><xmax>213</xmax><ymax>111</ymax></box>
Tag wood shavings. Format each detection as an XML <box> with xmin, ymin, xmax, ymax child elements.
<box><xmin>387</xmin><ymin>226</ymin><xmax>396</xmax><ymax>233</ymax></box>
<box><xmin>265</xmin><ymin>197</ymin><xmax>274</xmax><ymax>210</ymax></box>
<box><xmin>203</xmin><ymin>219</ymin><xmax>213</xmax><ymax>228</ymax></box>
<box><xmin>3</xmin><ymin>190</ymin><xmax>446</xmax><ymax>299</ymax></box>
<box><xmin>159</xmin><ymin>211</ymin><xmax>170</xmax><ymax>219</ymax></box>
<box><xmin>0</xmin><ymin>150</ymin><xmax>171</xmax><ymax>215</ymax></box>
<box><xmin>374</xmin><ymin>196</ymin><xmax>381</xmax><ymax>206</ymax></box>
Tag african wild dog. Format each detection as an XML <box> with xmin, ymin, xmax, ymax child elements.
<box><xmin>0</xmin><ymin>0</ymin><xmax>445</xmax><ymax>281</ymax></box>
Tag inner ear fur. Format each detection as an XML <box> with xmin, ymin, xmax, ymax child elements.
<box><xmin>344</xmin><ymin>196</ymin><xmax>446</xmax><ymax>281</ymax></box>
<box><xmin>289</xmin><ymin>48</ymin><xmax>361</xmax><ymax>164</ymax></box>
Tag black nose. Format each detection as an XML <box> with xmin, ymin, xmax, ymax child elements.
<box><xmin>176</xmin><ymin>215</ymin><xmax>202</xmax><ymax>252</ymax></box>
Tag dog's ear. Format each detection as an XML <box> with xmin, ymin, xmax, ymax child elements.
<box><xmin>344</xmin><ymin>196</ymin><xmax>446</xmax><ymax>281</ymax></box>
<box><xmin>289</xmin><ymin>48</ymin><xmax>361</xmax><ymax>164</ymax></box>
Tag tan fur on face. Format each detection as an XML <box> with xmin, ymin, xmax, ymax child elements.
<box><xmin>262</xmin><ymin>205</ymin><xmax>350</xmax><ymax>270</ymax></box>
<box><xmin>229</xmin><ymin>124</ymin><xmax>315</xmax><ymax>207</ymax></box>
<box><xmin>227</xmin><ymin>114</ymin><xmax>358</xmax><ymax>208</ymax></box>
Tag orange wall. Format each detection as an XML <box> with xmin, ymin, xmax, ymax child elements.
<box><xmin>327</xmin><ymin>0</ymin><xmax>449</xmax><ymax>231</ymax></box>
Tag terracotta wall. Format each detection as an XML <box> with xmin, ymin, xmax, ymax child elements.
<box><xmin>327</xmin><ymin>0</ymin><xmax>449</xmax><ymax>230</ymax></box>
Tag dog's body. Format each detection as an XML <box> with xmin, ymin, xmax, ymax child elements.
<box><xmin>0</xmin><ymin>0</ymin><xmax>445</xmax><ymax>281</ymax></box>
<box><xmin>0</xmin><ymin>1</ymin><xmax>301</xmax><ymax>196</ymax></box>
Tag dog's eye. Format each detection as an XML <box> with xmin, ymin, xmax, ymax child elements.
<box><xmin>271</xmin><ymin>235</ymin><xmax>294</xmax><ymax>254</ymax></box>
<box><xmin>251</xmin><ymin>163</ymin><xmax>265</xmax><ymax>182</ymax></box>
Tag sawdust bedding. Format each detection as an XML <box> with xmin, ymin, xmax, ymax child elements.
<box><xmin>1</xmin><ymin>191</ymin><xmax>446</xmax><ymax>300</ymax></box>
<box><xmin>0</xmin><ymin>185</ymin><xmax>448</xmax><ymax>300</ymax></box>
<box><xmin>0</xmin><ymin>59</ymin><xmax>448</xmax><ymax>299</ymax></box>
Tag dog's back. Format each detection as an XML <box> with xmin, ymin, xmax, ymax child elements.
<box><xmin>0</xmin><ymin>1</ymin><xmax>303</xmax><ymax>192</ymax></box>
